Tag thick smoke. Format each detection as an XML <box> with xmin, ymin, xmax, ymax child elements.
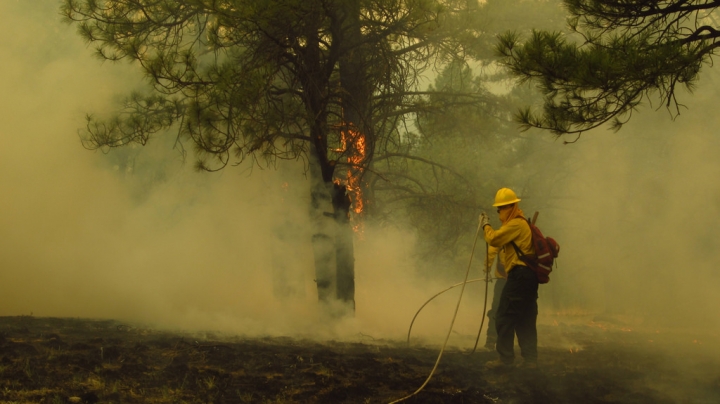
<box><xmin>0</xmin><ymin>2</ymin><xmax>718</xmax><ymax>347</ymax></box>
<box><xmin>542</xmin><ymin>72</ymin><xmax>720</xmax><ymax>332</ymax></box>
<box><xmin>0</xmin><ymin>2</ymin><xmax>463</xmax><ymax>341</ymax></box>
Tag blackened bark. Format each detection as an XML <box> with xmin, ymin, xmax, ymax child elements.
<box><xmin>299</xmin><ymin>3</ymin><xmax>360</xmax><ymax>313</ymax></box>
<box><xmin>332</xmin><ymin>183</ymin><xmax>355</xmax><ymax>311</ymax></box>
<box><xmin>299</xmin><ymin>15</ymin><xmax>343</xmax><ymax>306</ymax></box>
<box><xmin>335</xmin><ymin>0</ymin><xmax>368</xmax><ymax>310</ymax></box>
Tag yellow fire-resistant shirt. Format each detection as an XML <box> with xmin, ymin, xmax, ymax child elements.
<box><xmin>484</xmin><ymin>217</ymin><xmax>534</xmax><ymax>276</ymax></box>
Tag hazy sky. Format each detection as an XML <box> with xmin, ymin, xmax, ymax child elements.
<box><xmin>0</xmin><ymin>1</ymin><xmax>718</xmax><ymax>344</ymax></box>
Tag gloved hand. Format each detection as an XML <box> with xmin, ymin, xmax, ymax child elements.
<box><xmin>479</xmin><ymin>212</ymin><xmax>490</xmax><ymax>228</ymax></box>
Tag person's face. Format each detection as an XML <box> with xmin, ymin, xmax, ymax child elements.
<box><xmin>496</xmin><ymin>203</ymin><xmax>514</xmax><ymax>221</ymax></box>
<box><xmin>496</xmin><ymin>204</ymin><xmax>512</xmax><ymax>214</ymax></box>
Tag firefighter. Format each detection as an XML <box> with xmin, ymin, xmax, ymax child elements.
<box><xmin>479</xmin><ymin>188</ymin><xmax>538</xmax><ymax>369</ymax></box>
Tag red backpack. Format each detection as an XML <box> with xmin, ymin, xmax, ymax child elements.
<box><xmin>510</xmin><ymin>216</ymin><xmax>560</xmax><ymax>284</ymax></box>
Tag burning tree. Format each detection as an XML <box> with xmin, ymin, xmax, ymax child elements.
<box><xmin>62</xmin><ymin>0</ymin><xmax>490</xmax><ymax>313</ymax></box>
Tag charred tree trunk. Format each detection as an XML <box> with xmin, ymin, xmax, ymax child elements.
<box><xmin>300</xmin><ymin>16</ymin><xmax>345</xmax><ymax>307</ymax></box>
<box><xmin>309</xmin><ymin>142</ymin><xmax>356</xmax><ymax>314</ymax></box>
<box><xmin>300</xmin><ymin>3</ymin><xmax>365</xmax><ymax>314</ymax></box>
<box><xmin>334</xmin><ymin>0</ymin><xmax>370</xmax><ymax>311</ymax></box>
<box><xmin>332</xmin><ymin>183</ymin><xmax>355</xmax><ymax>311</ymax></box>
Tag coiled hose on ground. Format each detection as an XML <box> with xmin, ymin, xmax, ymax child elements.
<box><xmin>389</xmin><ymin>221</ymin><xmax>491</xmax><ymax>403</ymax></box>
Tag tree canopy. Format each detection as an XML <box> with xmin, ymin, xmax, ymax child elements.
<box><xmin>61</xmin><ymin>0</ymin><xmax>493</xmax><ymax>308</ymax></box>
<box><xmin>62</xmin><ymin>0</ymin><xmax>483</xmax><ymax>178</ymax></box>
<box><xmin>496</xmin><ymin>0</ymin><xmax>720</xmax><ymax>136</ymax></box>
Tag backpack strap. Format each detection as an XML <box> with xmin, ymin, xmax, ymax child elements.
<box><xmin>510</xmin><ymin>240</ymin><xmax>526</xmax><ymax>259</ymax></box>
<box><xmin>509</xmin><ymin>218</ymin><xmax>532</xmax><ymax>263</ymax></box>
<box><xmin>510</xmin><ymin>240</ymin><xmax>535</xmax><ymax>271</ymax></box>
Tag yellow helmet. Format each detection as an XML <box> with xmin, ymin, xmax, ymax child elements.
<box><xmin>493</xmin><ymin>187</ymin><xmax>521</xmax><ymax>207</ymax></box>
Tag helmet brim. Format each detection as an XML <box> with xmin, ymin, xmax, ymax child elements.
<box><xmin>492</xmin><ymin>198</ymin><xmax>521</xmax><ymax>207</ymax></box>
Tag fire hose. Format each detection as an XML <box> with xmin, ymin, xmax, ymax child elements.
<box><xmin>405</xmin><ymin>277</ymin><xmax>492</xmax><ymax>351</ymax></box>
<box><xmin>388</xmin><ymin>220</ymin><xmax>491</xmax><ymax>404</ymax></box>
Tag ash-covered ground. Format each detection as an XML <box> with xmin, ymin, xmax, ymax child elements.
<box><xmin>0</xmin><ymin>316</ymin><xmax>717</xmax><ymax>403</ymax></box>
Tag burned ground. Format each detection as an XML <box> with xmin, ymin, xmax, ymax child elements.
<box><xmin>0</xmin><ymin>316</ymin><xmax>718</xmax><ymax>403</ymax></box>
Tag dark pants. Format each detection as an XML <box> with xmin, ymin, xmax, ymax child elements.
<box><xmin>495</xmin><ymin>266</ymin><xmax>538</xmax><ymax>363</ymax></box>
<box><xmin>485</xmin><ymin>277</ymin><xmax>507</xmax><ymax>345</ymax></box>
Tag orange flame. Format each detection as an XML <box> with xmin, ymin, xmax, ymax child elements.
<box><xmin>345</xmin><ymin>128</ymin><xmax>366</xmax><ymax>215</ymax></box>
<box><xmin>336</xmin><ymin>124</ymin><xmax>367</xmax><ymax>233</ymax></box>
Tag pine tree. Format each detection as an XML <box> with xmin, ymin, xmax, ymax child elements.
<box><xmin>496</xmin><ymin>0</ymin><xmax>720</xmax><ymax>136</ymax></box>
<box><xmin>62</xmin><ymin>0</ymin><xmax>488</xmax><ymax>312</ymax></box>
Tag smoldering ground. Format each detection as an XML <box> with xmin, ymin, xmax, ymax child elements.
<box><xmin>0</xmin><ymin>0</ymin><xmax>719</xmax><ymax>362</ymax></box>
